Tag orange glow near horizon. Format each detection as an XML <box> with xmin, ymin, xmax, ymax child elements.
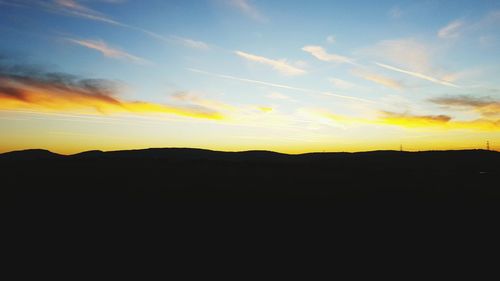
<box><xmin>1</xmin><ymin>108</ymin><xmax>498</xmax><ymax>155</ymax></box>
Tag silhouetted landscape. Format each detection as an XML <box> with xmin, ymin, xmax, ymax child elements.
<box><xmin>3</xmin><ymin>1</ymin><xmax>500</xmax><ymax>223</ymax></box>
<box><xmin>3</xmin><ymin>148</ymin><xmax>500</xmax><ymax>210</ymax></box>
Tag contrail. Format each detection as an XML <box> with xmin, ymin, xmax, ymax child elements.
<box><xmin>187</xmin><ymin>68</ymin><xmax>378</xmax><ymax>104</ymax></box>
<box><xmin>375</xmin><ymin>62</ymin><xmax>460</xmax><ymax>88</ymax></box>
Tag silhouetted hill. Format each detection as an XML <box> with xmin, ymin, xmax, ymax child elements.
<box><xmin>69</xmin><ymin>150</ymin><xmax>105</xmax><ymax>159</ymax></box>
<box><xmin>2</xmin><ymin>148</ymin><xmax>500</xmax><ymax>208</ymax></box>
<box><xmin>66</xmin><ymin>148</ymin><xmax>290</xmax><ymax>161</ymax></box>
<box><xmin>3</xmin><ymin>147</ymin><xmax>497</xmax><ymax>162</ymax></box>
<box><xmin>0</xmin><ymin>149</ymin><xmax>62</xmax><ymax>160</ymax></box>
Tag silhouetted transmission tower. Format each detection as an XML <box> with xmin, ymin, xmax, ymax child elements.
<box><xmin>487</xmin><ymin>141</ymin><xmax>490</xmax><ymax>151</ymax></box>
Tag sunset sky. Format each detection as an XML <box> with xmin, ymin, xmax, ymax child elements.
<box><xmin>1</xmin><ymin>0</ymin><xmax>500</xmax><ymax>154</ymax></box>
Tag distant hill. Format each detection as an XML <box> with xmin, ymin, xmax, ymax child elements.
<box><xmin>0</xmin><ymin>149</ymin><xmax>62</xmax><ymax>160</ymax></box>
<box><xmin>67</xmin><ymin>148</ymin><xmax>290</xmax><ymax>161</ymax></box>
<box><xmin>1</xmin><ymin>147</ymin><xmax>292</xmax><ymax>161</ymax></box>
<box><xmin>1</xmin><ymin>147</ymin><xmax>497</xmax><ymax>161</ymax></box>
<box><xmin>2</xmin><ymin>147</ymin><xmax>499</xmax><ymax>201</ymax></box>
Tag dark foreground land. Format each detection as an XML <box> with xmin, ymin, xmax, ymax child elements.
<box><xmin>2</xmin><ymin>148</ymin><xmax>499</xmax><ymax>206</ymax></box>
<box><xmin>3</xmin><ymin>148</ymin><xmax>499</xmax><ymax>258</ymax></box>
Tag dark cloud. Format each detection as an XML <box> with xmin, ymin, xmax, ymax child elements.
<box><xmin>0</xmin><ymin>60</ymin><xmax>121</xmax><ymax>104</ymax></box>
<box><xmin>430</xmin><ymin>95</ymin><xmax>496</xmax><ymax>107</ymax></box>
<box><xmin>381</xmin><ymin>111</ymin><xmax>451</xmax><ymax>123</ymax></box>
<box><xmin>0</xmin><ymin>86</ymin><xmax>30</xmax><ymax>101</ymax></box>
<box><xmin>378</xmin><ymin>110</ymin><xmax>500</xmax><ymax>130</ymax></box>
<box><xmin>429</xmin><ymin>95</ymin><xmax>500</xmax><ymax>117</ymax></box>
<box><xmin>0</xmin><ymin>57</ymin><xmax>225</xmax><ymax>120</ymax></box>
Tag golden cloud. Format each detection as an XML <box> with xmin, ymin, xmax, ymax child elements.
<box><xmin>379</xmin><ymin>111</ymin><xmax>451</xmax><ymax>127</ymax></box>
<box><xmin>304</xmin><ymin>108</ymin><xmax>500</xmax><ymax>131</ymax></box>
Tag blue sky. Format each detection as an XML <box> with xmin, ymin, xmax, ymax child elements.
<box><xmin>1</xmin><ymin>0</ymin><xmax>500</xmax><ymax>153</ymax></box>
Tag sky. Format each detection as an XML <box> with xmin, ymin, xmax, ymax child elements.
<box><xmin>1</xmin><ymin>0</ymin><xmax>500</xmax><ymax>154</ymax></box>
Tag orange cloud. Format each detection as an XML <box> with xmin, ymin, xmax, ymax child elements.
<box><xmin>0</xmin><ymin>65</ymin><xmax>224</xmax><ymax>120</ymax></box>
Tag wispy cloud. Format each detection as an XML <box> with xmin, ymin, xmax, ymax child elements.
<box><xmin>479</xmin><ymin>9</ymin><xmax>500</xmax><ymax>27</ymax></box>
<box><xmin>189</xmin><ymin>68</ymin><xmax>310</xmax><ymax>92</ymax></box>
<box><xmin>68</xmin><ymin>39</ymin><xmax>150</xmax><ymax>64</ymax></box>
<box><xmin>134</xmin><ymin>31</ymin><xmax>210</xmax><ymax>50</ymax></box>
<box><xmin>302</xmin><ymin>46</ymin><xmax>354</xmax><ymax>64</ymax></box>
<box><xmin>49</xmin><ymin>1</ymin><xmax>196</xmax><ymax>47</ymax></box>
<box><xmin>267</xmin><ymin>92</ymin><xmax>291</xmax><ymax>100</ymax></box>
<box><xmin>0</xmin><ymin>61</ymin><xmax>224</xmax><ymax>120</ymax></box>
<box><xmin>438</xmin><ymin>20</ymin><xmax>465</xmax><ymax>39</ymax></box>
<box><xmin>299</xmin><ymin>108</ymin><xmax>367</xmax><ymax>127</ymax></box>
<box><xmin>326</xmin><ymin>35</ymin><xmax>336</xmax><ymax>44</ymax></box>
<box><xmin>7</xmin><ymin>1</ymin><xmax>209</xmax><ymax>51</ymax></box>
<box><xmin>235</xmin><ymin>51</ymin><xmax>306</xmax><ymax>76</ymax></box>
<box><xmin>55</xmin><ymin>0</ymin><xmax>90</xmax><ymax>12</ymax></box>
<box><xmin>357</xmin><ymin>38</ymin><xmax>431</xmax><ymax>72</ymax></box>
<box><xmin>301</xmin><ymin>109</ymin><xmax>453</xmax><ymax>129</ymax></box>
<box><xmin>389</xmin><ymin>6</ymin><xmax>403</xmax><ymax>19</ymax></box>
<box><xmin>479</xmin><ymin>35</ymin><xmax>496</xmax><ymax>47</ymax></box>
<box><xmin>188</xmin><ymin>68</ymin><xmax>377</xmax><ymax>104</ymax></box>
<box><xmin>171</xmin><ymin>91</ymin><xmax>235</xmax><ymax>111</ymax></box>
<box><xmin>97</xmin><ymin>0</ymin><xmax>127</xmax><ymax>3</ymax></box>
<box><xmin>47</xmin><ymin>0</ymin><xmax>125</xmax><ymax>26</ymax></box>
<box><xmin>2</xmin><ymin>0</ymin><xmax>131</xmax><ymax>28</ymax></box>
<box><xmin>171</xmin><ymin>36</ymin><xmax>210</xmax><ymax>50</ymax></box>
<box><xmin>358</xmin><ymin>38</ymin><xmax>472</xmax><ymax>87</ymax></box>
<box><xmin>430</xmin><ymin>95</ymin><xmax>500</xmax><ymax>117</ymax></box>
<box><xmin>353</xmin><ymin>69</ymin><xmax>402</xmax><ymax>90</ymax></box>
<box><xmin>225</xmin><ymin>0</ymin><xmax>266</xmax><ymax>22</ymax></box>
<box><xmin>305</xmin><ymin>108</ymin><xmax>500</xmax><ymax>131</ymax></box>
<box><xmin>430</xmin><ymin>11</ymin><xmax>500</xmax><ymax>44</ymax></box>
<box><xmin>0</xmin><ymin>0</ymin><xmax>26</xmax><ymax>7</ymax></box>
<box><xmin>329</xmin><ymin>78</ymin><xmax>355</xmax><ymax>90</ymax></box>
<box><xmin>375</xmin><ymin>62</ymin><xmax>459</xmax><ymax>88</ymax></box>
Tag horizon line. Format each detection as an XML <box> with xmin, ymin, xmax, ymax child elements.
<box><xmin>1</xmin><ymin>146</ymin><xmax>497</xmax><ymax>156</ymax></box>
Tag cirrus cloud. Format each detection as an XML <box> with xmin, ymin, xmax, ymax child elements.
<box><xmin>438</xmin><ymin>20</ymin><xmax>465</xmax><ymax>39</ymax></box>
<box><xmin>225</xmin><ymin>0</ymin><xmax>267</xmax><ymax>22</ymax></box>
<box><xmin>352</xmin><ymin>69</ymin><xmax>402</xmax><ymax>90</ymax></box>
<box><xmin>375</xmin><ymin>62</ymin><xmax>459</xmax><ymax>88</ymax></box>
<box><xmin>235</xmin><ymin>51</ymin><xmax>306</xmax><ymax>76</ymax></box>
<box><xmin>67</xmin><ymin>38</ymin><xmax>150</xmax><ymax>64</ymax></box>
<box><xmin>302</xmin><ymin>45</ymin><xmax>354</xmax><ymax>64</ymax></box>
